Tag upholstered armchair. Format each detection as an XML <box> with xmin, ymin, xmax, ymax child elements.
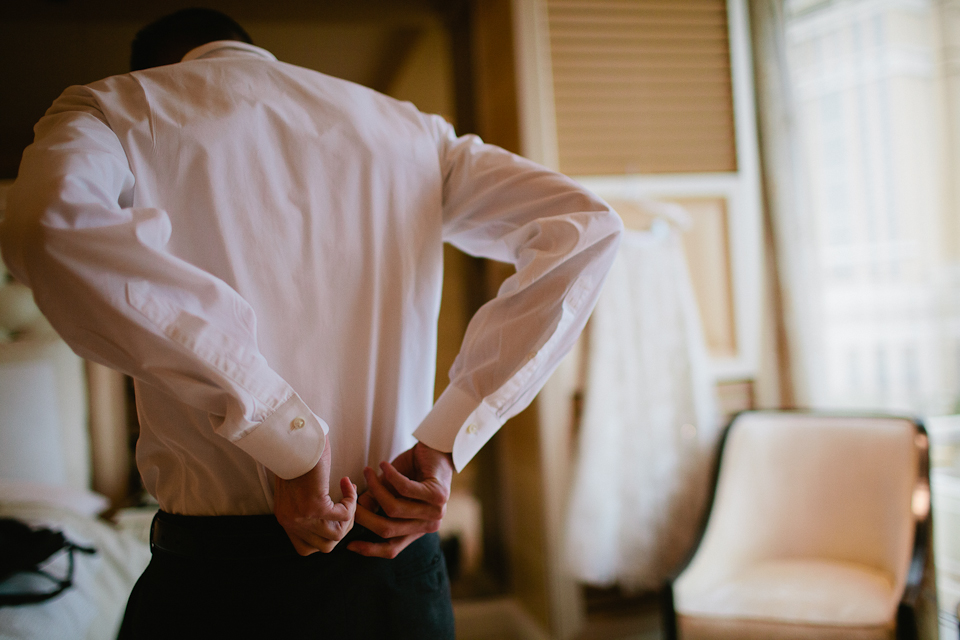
<box><xmin>661</xmin><ymin>411</ymin><xmax>930</xmax><ymax>640</ymax></box>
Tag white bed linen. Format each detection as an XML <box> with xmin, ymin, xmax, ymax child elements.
<box><xmin>0</xmin><ymin>501</ymin><xmax>150</xmax><ymax>640</ymax></box>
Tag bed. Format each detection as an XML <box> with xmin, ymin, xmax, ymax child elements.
<box><xmin>0</xmin><ymin>179</ymin><xmax>155</xmax><ymax>639</ymax></box>
<box><xmin>0</xmin><ymin>487</ymin><xmax>152</xmax><ymax>640</ymax></box>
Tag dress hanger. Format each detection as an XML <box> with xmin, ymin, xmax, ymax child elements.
<box><xmin>604</xmin><ymin>198</ymin><xmax>691</xmax><ymax>235</ymax></box>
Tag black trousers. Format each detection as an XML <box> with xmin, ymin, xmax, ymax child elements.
<box><xmin>118</xmin><ymin>511</ymin><xmax>454</xmax><ymax>640</ymax></box>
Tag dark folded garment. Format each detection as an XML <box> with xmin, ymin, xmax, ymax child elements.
<box><xmin>0</xmin><ymin>517</ymin><xmax>95</xmax><ymax>606</ymax></box>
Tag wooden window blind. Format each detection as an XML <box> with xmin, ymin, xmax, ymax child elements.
<box><xmin>547</xmin><ymin>0</ymin><xmax>737</xmax><ymax>175</ymax></box>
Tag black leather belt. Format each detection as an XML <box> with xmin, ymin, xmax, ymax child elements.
<box><xmin>150</xmin><ymin>511</ymin><xmax>298</xmax><ymax>560</ymax></box>
<box><xmin>149</xmin><ymin>511</ymin><xmax>381</xmax><ymax>560</ymax></box>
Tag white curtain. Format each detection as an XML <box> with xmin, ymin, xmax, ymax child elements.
<box><xmin>564</xmin><ymin>221</ymin><xmax>718</xmax><ymax>591</ymax></box>
<box><xmin>753</xmin><ymin>0</ymin><xmax>960</xmax><ymax>416</ymax></box>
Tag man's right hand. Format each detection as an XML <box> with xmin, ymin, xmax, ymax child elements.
<box><xmin>273</xmin><ymin>437</ymin><xmax>357</xmax><ymax>555</ymax></box>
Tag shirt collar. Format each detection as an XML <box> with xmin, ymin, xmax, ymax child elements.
<box><xmin>181</xmin><ymin>41</ymin><xmax>278</xmax><ymax>63</ymax></box>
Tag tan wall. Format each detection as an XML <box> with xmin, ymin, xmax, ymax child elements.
<box><xmin>0</xmin><ymin>7</ymin><xmax>449</xmax><ymax>178</ymax></box>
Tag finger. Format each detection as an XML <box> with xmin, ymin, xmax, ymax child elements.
<box><xmin>338</xmin><ymin>477</ymin><xmax>357</xmax><ymax>537</ymax></box>
<box><xmin>292</xmin><ymin>518</ymin><xmax>354</xmax><ymax>550</ymax></box>
<box><xmin>380</xmin><ymin>461</ymin><xmax>448</xmax><ymax>506</ymax></box>
<box><xmin>368</xmin><ymin>472</ymin><xmax>443</xmax><ymax>520</ymax></box>
<box><xmin>293</xmin><ymin>489</ymin><xmax>357</xmax><ymax>544</ymax></box>
<box><xmin>354</xmin><ymin>503</ymin><xmax>440</xmax><ymax>539</ymax></box>
<box><xmin>357</xmin><ymin>490</ymin><xmax>379</xmax><ymax>512</ymax></box>
<box><xmin>314</xmin><ymin>492</ymin><xmax>356</xmax><ymax>523</ymax></box>
<box><xmin>339</xmin><ymin>478</ymin><xmax>359</xmax><ymax>511</ymax></box>
<box><xmin>364</xmin><ymin>468</ymin><xmax>442</xmax><ymax>521</ymax></box>
<box><xmin>285</xmin><ymin>530</ymin><xmax>320</xmax><ymax>556</ymax></box>
<box><xmin>353</xmin><ymin>502</ymin><xmax>385</xmax><ymax>532</ymax></box>
<box><xmin>347</xmin><ymin>533</ymin><xmax>423</xmax><ymax>559</ymax></box>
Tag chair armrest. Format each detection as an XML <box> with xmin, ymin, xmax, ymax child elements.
<box><xmin>659</xmin><ymin>413</ymin><xmax>744</xmax><ymax>640</ymax></box>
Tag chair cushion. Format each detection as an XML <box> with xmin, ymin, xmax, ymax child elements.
<box><xmin>678</xmin><ymin>614</ymin><xmax>894</xmax><ymax>640</ymax></box>
<box><xmin>676</xmin><ymin>558</ymin><xmax>898</xmax><ymax>626</ymax></box>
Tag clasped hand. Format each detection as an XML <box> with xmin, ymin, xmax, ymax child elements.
<box><xmin>273</xmin><ymin>437</ymin><xmax>358</xmax><ymax>555</ymax></box>
<box><xmin>273</xmin><ymin>439</ymin><xmax>453</xmax><ymax>558</ymax></box>
<box><xmin>348</xmin><ymin>442</ymin><xmax>454</xmax><ymax>559</ymax></box>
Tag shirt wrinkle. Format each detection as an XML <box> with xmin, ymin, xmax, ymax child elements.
<box><xmin>0</xmin><ymin>42</ymin><xmax>622</xmax><ymax>513</ymax></box>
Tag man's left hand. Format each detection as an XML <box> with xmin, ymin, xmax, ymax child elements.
<box><xmin>348</xmin><ymin>442</ymin><xmax>454</xmax><ymax>559</ymax></box>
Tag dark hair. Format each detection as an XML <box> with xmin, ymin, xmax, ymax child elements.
<box><xmin>130</xmin><ymin>8</ymin><xmax>253</xmax><ymax>72</ymax></box>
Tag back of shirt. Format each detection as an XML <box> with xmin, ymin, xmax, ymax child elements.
<box><xmin>112</xmin><ymin>52</ymin><xmax>453</xmax><ymax>513</ymax></box>
<box><xmin>1</xmin><ymin>42</ymin><xmax>622</xmax><ymax>515</ymax></box>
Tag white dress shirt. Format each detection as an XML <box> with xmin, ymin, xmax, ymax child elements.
<box><xmin>0</xmin><ymin>41</ymin><xmax>622</xmax><ymax>515</ymax></box>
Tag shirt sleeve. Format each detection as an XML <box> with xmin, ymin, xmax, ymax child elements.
<box><xmin>413</xmin><ymin>115</ymin><xmax>623</xmax><ymax>471</ymax></box>
<box><xmin>0</xmin><ymin>86</ymin><xmax>324</xmax><ymax>480</ymax></box>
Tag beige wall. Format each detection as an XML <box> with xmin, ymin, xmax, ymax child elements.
<box><xmin>0</xmin><ymin>21</ymin><xmax>139</xmax><ymax>177</ymax></box>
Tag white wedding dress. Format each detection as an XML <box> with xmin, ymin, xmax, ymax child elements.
<box><xmin>564</xmin><ymin>221</ymin><xmax>719</xmax><ymax>591</ymax></box>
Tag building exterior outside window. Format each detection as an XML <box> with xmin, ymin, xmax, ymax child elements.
<box><xmin>786</xmin><ymin>0</ymin><xmax>960</xmax><ymax>415</ymax></box>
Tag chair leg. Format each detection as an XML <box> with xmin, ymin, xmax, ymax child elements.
<box><xmin>659</xmin><ymin>584</ymin><xmax>678</xmax><ymax>640</ymax></box>
<box><xmin>895</xmin><ymin>602</ymin><xmax>918</xmax><ymax>640</ymax></box>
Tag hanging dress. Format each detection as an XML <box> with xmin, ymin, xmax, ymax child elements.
<box><xmin>564</xmin><ymin>220</ymin><xmax>719</xmax><ymax>591</ymax></box>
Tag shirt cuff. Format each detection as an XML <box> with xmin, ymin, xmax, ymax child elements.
<box><xmin>232</xmin><ymin>393</ymin><xmax>327</xmax><ymax>479</ymax></box>
<box><xmin>414</xmin><ymin>384</ymin><xmax>502</xmax><ymax>472</ymax></box>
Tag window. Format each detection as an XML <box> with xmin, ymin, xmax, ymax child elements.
<box><xmin>784</xmin><ymin>0</ymin><xmax>959</xmax><ymax>414</ymax></box>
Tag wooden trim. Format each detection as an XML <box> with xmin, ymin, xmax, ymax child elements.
<box><xmin>513</xmin><ymin>0</ymin><xmax>560</xmax><ymax>168</ymax></box>
<box><xmin>85</xmin><ymin>361</ymin><xmax>131</xmax><ymax>508</ymax></box>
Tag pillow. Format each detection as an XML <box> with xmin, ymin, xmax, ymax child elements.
<box><xmin>0</xmin><ymin>336</ymin><xmax>91</xmax><ymax>491</ymax></box>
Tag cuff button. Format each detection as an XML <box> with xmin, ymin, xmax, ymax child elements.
<box><xmin>466</xmin><ymin>424</ymin><xmax>478</xmax><ymax>435</ymax></box>
<box><xmin>291</xmin><ymin>417</ymin><xmax>306</xmax><ymax>431</ymax></box>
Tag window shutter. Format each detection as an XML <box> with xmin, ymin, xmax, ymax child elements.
<box><xmin>547</xmin><ymin>0</ymin><xmax>737</xmax><ymax>175</ymax></box>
